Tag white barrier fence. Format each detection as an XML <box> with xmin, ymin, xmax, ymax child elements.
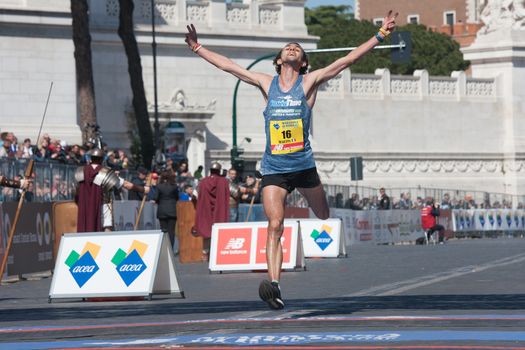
<box><xmin>330</xmin><ymin>209</ymin><xmax>425</xmax><ymax>245</ymax></box>
<box><xmin>112</xmin><ymin>201</ymin><xmax>160</xmax><ymax>231</ymax></box>
<box><xmin>452</xmin><ymin>209</ymin><xmax>525</xmax><ymax>232</ymax></box>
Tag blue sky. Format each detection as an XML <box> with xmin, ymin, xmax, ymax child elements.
<box><xmin>305</xmin><ymin>0</ymin><xmax>354</xmax><ymax>10</ymax></box>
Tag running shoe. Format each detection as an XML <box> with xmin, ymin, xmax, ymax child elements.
<box><xmin>258</xmin><ymin>280</ymin><xmax>284</xmax><ymax>310</ymax></box>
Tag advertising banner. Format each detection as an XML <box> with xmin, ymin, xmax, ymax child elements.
<box><xmin>49</xmin><ymin>230</ymin><xmax>182</xmax><ymax>299</ymax></box>
<box><xmin>113</xmin><ymin>201</ymin><xmax>159</xmax><ymax>231</ymax></box>
<box><xmin>330</xmin><ymin>208</ymin><xmax>357</xmax><ymax>245</ymax></box>
<box><xmin>394</xmin><ymin>210</ymin><xmax>424</xmax><ymax>243</ymax></box>
<box><xmin>296</xmin><ymin>218</ymin><xmax>346</xmax><ymax>258</ymax></box>
<box><xmin>209</xmin><ymin>221</ymin><xmax>304</xmax><ymax>272</ymax></box>
<box><xmin>437</xmin><ymin>209</ymin><xmax>454</xmax><ymax>239</ymax></box>
<box><xmin>1</xmin><ymin>202</ymin><xmax>55</xmax><ymax>276</ymax></box>
<box><xmin>452</xmin><ymin>209</ymin><xmax>525</xmax><ymax>232</ymax></box>
<box><xmin>330</xmin><ymin>208</ymin><xmax>425</xmax><ymax>246</ymax></box>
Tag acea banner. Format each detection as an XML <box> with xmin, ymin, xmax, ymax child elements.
<box><xmin>452</xmin><ymin>209</ymin><xmax>525</xmax><ymax>232</ymax></box>
<box><xmin>49</xmin><ymin>230</ymin><xmax>182</xmax><ymax>299</ymax></box>
<box><xmin>209</xmin><ymin>221</ymin><xmax>304</xmax><ymax>272</ymax></box>
<box><xmin>295</xmin><ymin>218</ymin><xmax>346</xmax><ymax>258</ymax></box>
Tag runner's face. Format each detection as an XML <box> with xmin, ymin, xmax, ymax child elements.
<box><xmin>281</xmin><ymin>43</ymin><xmax>304</xmax><ymax>64</ymax></box>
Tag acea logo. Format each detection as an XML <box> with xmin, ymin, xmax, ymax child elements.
<box><xmin>65</xmin><ymin>242</ymin><xmax>101</xmax><ymax>288</ymax></box>
<box><xmin>310</xmin><ymin>224</ymin><xmax>334</xmax><ymax>251</ymax></box>
<box><xmin>111</xmin><ymin>240</ymin><xmax>148</xmax><ymax>286</ymax></box>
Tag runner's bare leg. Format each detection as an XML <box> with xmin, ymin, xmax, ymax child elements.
<box><xmin>262</xmin><ymin>185</ymin><xmax>288</xmax><ymax>282</ymax></box>
<box><xmin>297</xmin><ymin>184</ymin><xmax>330</xmax><ymax>220</ymax></box>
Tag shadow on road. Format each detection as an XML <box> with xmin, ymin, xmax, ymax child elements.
<box><xmin>2</xmin><ymin>294</ymin><xmax>524</xmax><ymax>322</ymax></box>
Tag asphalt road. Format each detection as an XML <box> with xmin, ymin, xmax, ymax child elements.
<box><xmin>1</xmin><ymin>237</ymin><xmax>525</xmax><ymax>349</ymax></box>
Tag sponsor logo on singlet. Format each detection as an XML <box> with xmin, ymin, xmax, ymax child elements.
<box><xmin>269</xmin><ymin>96</ymin><xmax>302</xmax><ymax>108</ymax></box>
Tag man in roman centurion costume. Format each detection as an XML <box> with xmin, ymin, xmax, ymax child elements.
<box><xmin>0</xmin><ymin>175</ymin><xmax>30</xmax><ymax>190</ymax></box>
<box><xmin>75</xmin><ymin>148</ymin><xmax>148</xmax><ymax>232</ymax></box>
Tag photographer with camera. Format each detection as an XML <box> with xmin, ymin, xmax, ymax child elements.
<box><xmin>421</xmin><ymin>198</ymin><xmax>445</xmax><ymax>244</ymax></box>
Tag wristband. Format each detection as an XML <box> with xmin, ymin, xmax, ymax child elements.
<box><xmin>192</xmin><ymin>43</ymin><xmax>202</xmax><ymax>53</ymax></box>
<box><xmin>379</xmin><ymin>27</ymin><xmax>391</xmax><ymax>37</ymax></box>
<box><xmin>375</xmin><ymin>33</ymin><xmax>384</xmax><ymax>43</ymax></box>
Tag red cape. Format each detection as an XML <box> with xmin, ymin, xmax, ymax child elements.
<box><xmin>76</xmin><ymin>164</ymin><xmax>103</xmax><ymax>232</ymax></box>
<box><xmin>195</xmin><ymin>175</ymin><xmax>230</xmax><ymax>238</ymax></box>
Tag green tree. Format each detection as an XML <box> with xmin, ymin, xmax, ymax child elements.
<box><xmin>305</xmin><ymin>6</ymin><xmax>469</xmax><ymax>75</ymax></box>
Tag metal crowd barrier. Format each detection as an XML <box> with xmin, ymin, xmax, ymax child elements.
<box><xmin>0</xmin><ymin>158</ymin><xmax>132</xmax><ymax>202</ymax></box>
<box><xmin>1</xmin><ymin>157</ymin><xmax>524</xmax><ymax>209</ymax></box>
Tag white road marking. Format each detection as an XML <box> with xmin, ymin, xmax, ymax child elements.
<box><xmin>346</xmin><ymin>252</ymin><xmax>525</xmax><ymax>296</ymax></box>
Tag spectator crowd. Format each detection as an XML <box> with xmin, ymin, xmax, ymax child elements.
<box><xmin>1</xmin><ymin>130</ymin><xmax>523</xmax><ymax>210</ymax></box>
<box><xmin>1</xmin><ymin>131</ymin><xmax>132</xmax><ymax>169</ymax></box>
<box><xmin>0</xmin><ymin>131</ymin><xmax>264</xmax><ymax>207</ymax></box>
<box><xmin>329</xmin><ymin>189</ymin><xmax>521</xmax><ymax>211</ymax></box>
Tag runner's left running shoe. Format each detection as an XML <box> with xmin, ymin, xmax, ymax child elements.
<box><xmin>259</xmin><ymin>280</ymin><xmax>284</xmax><ymax>310</ymax></box>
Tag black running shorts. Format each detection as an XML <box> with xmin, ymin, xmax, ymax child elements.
<box><xmin>261</xmin><ymin>167</ymin><xmax>321</xmax><ymax>193</ymax></box>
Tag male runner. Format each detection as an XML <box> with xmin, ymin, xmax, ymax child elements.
<box><xmin>185</xmin><ymin>11</ymin><xmax>397</xmax><ymax>309</ymax></box>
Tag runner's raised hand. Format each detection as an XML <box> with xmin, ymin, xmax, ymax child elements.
<box><xmin>185</xmin><ymin>24</ymin><xmax>198</xmax><ymax>49</ymax></box>
<box><xmin>382</xmin><ymin>10</ymin><xmax>398</xmax><ymax>33</ymax></box>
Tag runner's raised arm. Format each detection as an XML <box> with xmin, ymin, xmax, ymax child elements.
<box><xmin>305</xmin><ymin>11</ymin><xmax>398</xmax><ymax>92</ymax></box>
<box><xmin>185</xmin><ymin>24</ymin><xmax>272</xmax><ymax>95</ymax></box>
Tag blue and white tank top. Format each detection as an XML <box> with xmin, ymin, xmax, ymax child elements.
<box><xmin>260</xmin><ymin>75</ymin><xmax>315</xmax><ymax>175</ymax></box>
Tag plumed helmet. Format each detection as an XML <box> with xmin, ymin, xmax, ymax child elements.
<box><xmin>210</xmin><ymin>162</ymin><xmax>221</xmax><ymax>171</ymax></box>
<box><xmin>90</xmin><ymin>148</ymin><xmax>104</xmax><ymax>158</ymax></box>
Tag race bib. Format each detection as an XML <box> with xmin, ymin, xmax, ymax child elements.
<box><xmin>270</xmin><ymin>119</ymin><xmax>304</xmax><ymax>154</ymax></box>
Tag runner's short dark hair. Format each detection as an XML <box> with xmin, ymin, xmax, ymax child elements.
<box><xmin>273</xmin><ymin>42</ymin><xmax>308</xmax><ymax>75</ymax></box>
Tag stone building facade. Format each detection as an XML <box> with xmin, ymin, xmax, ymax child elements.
<box><xmin>355</xmin><ymin>0</ymin><xmax>482</xmax><ymax>46</ymax></box>
<box><xmin>0</xmin><ymin>0</ymin><xmax>524</xmax><ymax>199</ymax></box>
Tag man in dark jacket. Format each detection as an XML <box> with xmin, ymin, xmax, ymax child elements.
<box><xmin>379</xmin><ymin>187</ymin><xmax>391</xmax><ymax>210</ymax></box>
<box><xmin>128</xmin><ymin>167</ymin><xmax>148</xmax><ymax>201</ymax></box>
<box><xmin>154</xmin><ymin>171</ymin><xmax>179</xmax><ymax>250</ymax></box>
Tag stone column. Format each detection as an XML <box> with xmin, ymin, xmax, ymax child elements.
<box><xmin>462</xmin><ymin>4</ymin><xmax>525</xmax><ymax>198</ymax></box>
<box><xmin>209</xmin><ymin>0</ymin><xmax>227</xmax><ymax>28</ymax></box>
<box><xmin>256</xmin><ymin>0</ymin><xmax>308</xmax><ymax>34</ymax></box>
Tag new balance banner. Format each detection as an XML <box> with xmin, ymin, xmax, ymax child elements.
<box><xmin>209</xmin><ymin>221</ymin><xmax>305</xmax><ymax>272</ymax></box>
